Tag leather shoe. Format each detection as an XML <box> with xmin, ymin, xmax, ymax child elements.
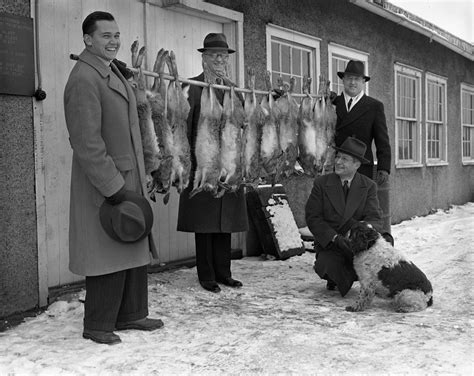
<box><xmin>83</xmin><ymin>329</ymin><xmax>121</xmax><ymax>345</ymax></box>
<box><xmin>200</xmin><ymin>280</ymin><xmax>221</xmax><ymax>293</ymax></box>
<box><xmin>116</xmin><ymin>318</ymin><xmax>164</xmax><ymax>331</ymax></box>
<box><xmin>326</xmin><ymin>280</ymin><xmax>337</xmax><ymax>291</ymax></box>
<box><xmin>217</xmin><ymin>277</ymin><xmax>243</xmax><ymax>288</ymax></box>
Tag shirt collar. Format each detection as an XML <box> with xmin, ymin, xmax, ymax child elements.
<box><xmin>340</xmin><ymin>176</ymin><xmax>354</xmax><ymax>187</ymax></box>
<box><xmin>95</xmin><ymin>55</ymin><xmax>112</xmax><ymax>68</ymax></box>
<box><xmin>344</xmin><ymin>90</ymin><xmax>364</xmax><ymax>108</ymax></box>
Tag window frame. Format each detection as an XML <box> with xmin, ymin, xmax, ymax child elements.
<box><xmin>461</xmin><ymin>83</ymin><xmax>474</xmax><ymax>165</ymax></box>
<box><xmin>266</xmin><ymin>23</ymin><xmax>320</xmax><ymax>95</ymax></box>
<box><xmin>394</xmin><ymin>63</ymin><xmax>423</xmax><ymax>169</ymax></box>
<box><xmin>328</xmin><ymin>43</ymin><xmax>369</xmax><ymax>96</ymax></box>
<box><xmin>425</xmin><ymin>72</ymin><xmax>448</xmax><ymax>166</ymax></box>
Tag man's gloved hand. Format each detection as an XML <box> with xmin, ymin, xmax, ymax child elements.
<box><xmin>376</xmin><ymin>170</ymin><xmax>389</xmax><ymax>186</ymax></box>
<box><xmin>105</xmin><ymin>186</ymin><xmax>127</xmax><ymax>206</ymax></box>
<box><xmin>333</xmin><ymin>235</ymin><xmax>353</xmax><ymax>262</ymax></box>
<box><xmin>329</xmin><ymin>91</ymin><xmax>337</xmax><ymax>103</ymax></box>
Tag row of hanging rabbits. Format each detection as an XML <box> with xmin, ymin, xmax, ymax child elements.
<box><xmin>129</xmin><ymin>42</ymin><xmax>336</xmax><ymax>204</ymax></box>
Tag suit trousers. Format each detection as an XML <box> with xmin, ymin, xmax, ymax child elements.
<box><xmin>84</xmin><ymin>265</ymin><xmax>149</xmax><ymax>331</ymax></box>
<box><xmin>195</xmin><ymin>233</ymin><xmax>232</xmax><ymax>282</ymax></box>
<box><xmin>313</xmin><ymin>245</ymin><xmax>358</xmax><ymax>297</ymax></box>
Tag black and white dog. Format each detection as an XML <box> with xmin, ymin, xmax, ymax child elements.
<box><xmin>346</xmin><ymin>222</ymin><xmax>433</xmax><ymax>312</ymax></box>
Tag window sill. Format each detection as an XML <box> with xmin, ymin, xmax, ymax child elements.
<box><xmin>426</xmin><ymin>161</ymin><xmax>448</xmax><ymax>167</ymax></box>
<box><xmin>395</xmin><ymin>163</ymin><xmax>423</xmax><ymax>169</ymax></box>
<box><xmin>462</xmin><ymin>160</ymin><xmax>474</xmax><ymax>166</ymax></box>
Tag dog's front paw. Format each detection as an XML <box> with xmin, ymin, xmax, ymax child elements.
<box><xmin>345</xmin><ymin>305</ymin><xmax>362</xmax><ymax>312</ymax></box>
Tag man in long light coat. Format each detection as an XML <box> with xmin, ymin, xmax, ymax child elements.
<box><xmin>64</xmin><ymin>11</ymin><xmax>162</xmax><ymax>345</ymax></box>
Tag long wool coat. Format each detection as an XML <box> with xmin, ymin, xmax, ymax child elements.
<box><xmin>64</xmin><ymin>49</ymin><xmax>157</xmax><ymax>276</ymax></box>
<box><xmin>177</xmin><ymin>73</ymin><xmax>249</xmax><ymax>233</ymax></box>
<box><xmin>333</xmin><ymin>94</ymin><xmax>391</xmax><ymax>179</ymax></box>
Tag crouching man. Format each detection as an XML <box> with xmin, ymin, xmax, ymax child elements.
<box><xmin>305</xmin><ymin>137</ymin><xmax>386</xmax><ymax>297</ymax></box>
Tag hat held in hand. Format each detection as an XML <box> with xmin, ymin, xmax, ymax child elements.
<box><xmin>100</xmin><ymin>190</ymin><xmax>153</xmax><ymax>243</ymax></box>
<box><xmin>334</xmin><ymin>136</ymin><xmax>370</xmax><ymax>164</ymax></box>
<box><xmin>198</xmin><ymin>33</ymin><xmax>235</xmax><ymax>53</ymax></box>
<box><xmin>337</xmin><ymin>60</ymin><xmax>370</xmax><ymax>82</ymax></box>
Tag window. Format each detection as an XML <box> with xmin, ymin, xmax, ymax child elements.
<box><xmin>328</xmin><ymin>43</ymin><xmax>369</xmax><ymax>96</ymax></box>
<box><xmin>266</xmin><ymin>24</ymin><xmax>320</xmax><ymax>96</ymax></box>
<box><xmin>461</xmin><ymin>83</ymin><xmax>474</xmax><ymax>164</ymax></box>
<box><xmin>425</xmin><ymin>73</ymin><xmax>448</xmax><ymax>165</ymax></box>
<box><xmin>394</xmin><ymin>64</ymin><xmax>422</xmax><ymax>167</ymax></box>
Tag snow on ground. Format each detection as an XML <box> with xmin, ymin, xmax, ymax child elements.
<box><xmin>1</xmin><ymin>203</ymin><xmax>473</xmax><ymax>376</ymax></box>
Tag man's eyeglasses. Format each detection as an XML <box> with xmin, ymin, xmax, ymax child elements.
<box><xmin>203</xmin><ymin>52</ymin><xmax>229</xmax><ymax>61</ymax></box>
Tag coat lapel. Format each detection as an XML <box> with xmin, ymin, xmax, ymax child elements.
<box><xmin>337</xmin><ymin>94</ymin><xmax>370</xmax><ymax>130</ymax></box>
<box><xmin>109</xmin><ymin>64</ymin><xmax>129</xmax><ymax>101</ymax></box>
<box><xmin>78</xmin><ymin>50</ymin><xmax>129</xmax><ymax>101</ymax></box>
<box><xmin>325</xmin><ymin>174</ymin><xmax>345</xmax><ymax>216</ymax></box>
<box><xmin>112</xmin><ymin>63</ymin><xmax>147</xmax><ymax>191</ymax></box>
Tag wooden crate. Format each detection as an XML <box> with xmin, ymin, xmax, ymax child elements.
<box><xmin>246</xmin><ymin>185</ymin><xmax>305</xmax><ymax>260</ymax></box>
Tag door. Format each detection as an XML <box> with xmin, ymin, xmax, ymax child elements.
<box><xmin>35</xmin><ymin>0</ymin><xmax>243</xmax><ymax>289</ymax></box>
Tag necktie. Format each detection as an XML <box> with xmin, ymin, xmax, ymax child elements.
<box><xmin>347</xmin><ymin>98</ymin><xmax>353</xmax><ymax>111</ymax></box>
<box><xmin>343</xmin><ymin>180</ymin><xmax>349</xmax><ymax>201</ymax></box>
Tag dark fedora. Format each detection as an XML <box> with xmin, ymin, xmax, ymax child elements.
<box><xmin>337</xmin><ymin>60</ymin><xmax>370</xmax><ymax>82</ymax></box>
<box><xmin>100</xmin><ymin>190</ymin><xmax>154</xmax><ymax>243</ymax></box>
<box><xmin>334</xmin><ymin>136</ymin><xmax>370</xmax><ymax>164</ymax></box>
<box><xmin>197</xmin><ymin>33</ymin><xmax>235</xmax><ymax>54</ymax></box>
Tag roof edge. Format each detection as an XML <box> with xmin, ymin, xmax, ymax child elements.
<box><xmin>352</xmin><ymin>0</ymin><xmax>473</xmax><ymax>61</ymax></box>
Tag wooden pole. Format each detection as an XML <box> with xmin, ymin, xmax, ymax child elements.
<box><xmin>69</xmin><ymin>54</ymin><xmax>325</xmax><ymax>98</ymax></box>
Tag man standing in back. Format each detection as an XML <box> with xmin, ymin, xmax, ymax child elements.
<box><xmin>332</xmin><ymin>60</ymin><xmax>392</xmax><ymax>236</ymax></box>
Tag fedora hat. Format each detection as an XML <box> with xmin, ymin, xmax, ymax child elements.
<box><xmin>100</xmin><ymin>190</ymin><xmax>154</xmax><ymax>243</ymax></box>
<box><xmin>337</xmin><ymin>60</ymin><xmax>370</xmax><ymax>82</ymax></box>
<box><xmin>334</xmin><ymin>136</ymin><xmax>370</xmax><ymax>164</ymax></box>
<box><xmin>197</xmin><ymin>33</ymin><xmax>235</xmax><ymax>54</ymax></box>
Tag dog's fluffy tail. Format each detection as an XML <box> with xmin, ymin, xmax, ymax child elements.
<box><xmin>394</xmin><ymin>289</ymin><xmax>432</xmax><ymax>312</ymax></box>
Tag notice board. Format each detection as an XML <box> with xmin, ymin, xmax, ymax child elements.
<box><xmin>0</xmin><ymin>13</ymin><xmax>35</xmax><ymax>96</ymax></box>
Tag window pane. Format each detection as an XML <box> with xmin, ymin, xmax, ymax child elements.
<box><xmin>292</xmin><ymin>48</ymin><xmax>301</xmax><ymax>76</ymax></box>
<box><xmin>302</xmin><ymin>51</ymin><xmax>310</xmax><ymax>78</ymax></box>
<box><xmin>272</xmin><ymin>41</ymin><xmax>280</xmax><ymax>72</ymax></box>
<box><xmin>272</xmin><ymin>72</ymin><xmax>280</xmax><ymax>88</ymax></box>
<box><xmin>281</xmin><ymin>44</ymin><xmax>291</xmax><ymax>73</ymax></box>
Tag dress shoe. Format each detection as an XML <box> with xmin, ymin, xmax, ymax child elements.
<box><xmin>116</xmin><ymin>318</ymin><xmax>164</xmax><ymax>331</ymax></box>
<box><xmin>326</xmin><ymin>280</ymin><xmax>337</xmax><ymax>291</ymax></box>
<box><xmin>200</xmin><ymin>280</ymin><xmax>221</xmax><ymax>293</ymax></box>
<box><xmin>83</xmin><ymin>329</ymin><xmax>121</xmax><ymax>345</ymax></box>
<box><xmin>217</xmin><ymin>277</ymin><xmax>243</xmax><ymax>288</ymax></box>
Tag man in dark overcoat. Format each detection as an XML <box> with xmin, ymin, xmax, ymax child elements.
<box><xmin>177</xmin><ymin>33</ymin><xmax>248</xmax><ymax>293</ymax></box>
<box><xmin>305</xmin><ymin>137</ymin><xmax>383</xmax><ymax>297</ymax></box>
<box><xmin>332</xmin><ymin>60</ymin><xmax>392</xmax><ymax>234</ymax></box>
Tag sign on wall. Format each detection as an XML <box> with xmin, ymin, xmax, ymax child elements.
<box><xmin>0</xmin><ymin>13</ymin><xmax>35</xmax><ymax>96</ymax></box>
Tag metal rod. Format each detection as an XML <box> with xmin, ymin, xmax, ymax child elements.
<box><xmin>69</xmin><ymin>53</ymin><xmax>323</xmax><ymax>98</ymax></box>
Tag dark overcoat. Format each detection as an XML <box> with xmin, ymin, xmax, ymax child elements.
<box><xmin>177</xmin><ymin>73</ymin><xmax>248</xmax><ymax>233</ymax></box>
<box><xmin>64</xmin><ymin>49</ymin><xmax>158</xmax><ymax>276</ymax></box>
<box><xmin>305</xmin><ymin>172</ymin><xmax>383</xmax><ymax>295</ymax></box>
<box><xmin>333</xmin><ymin>94</ymin><xmax>391</xmax><ymax>178</ymax></box>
